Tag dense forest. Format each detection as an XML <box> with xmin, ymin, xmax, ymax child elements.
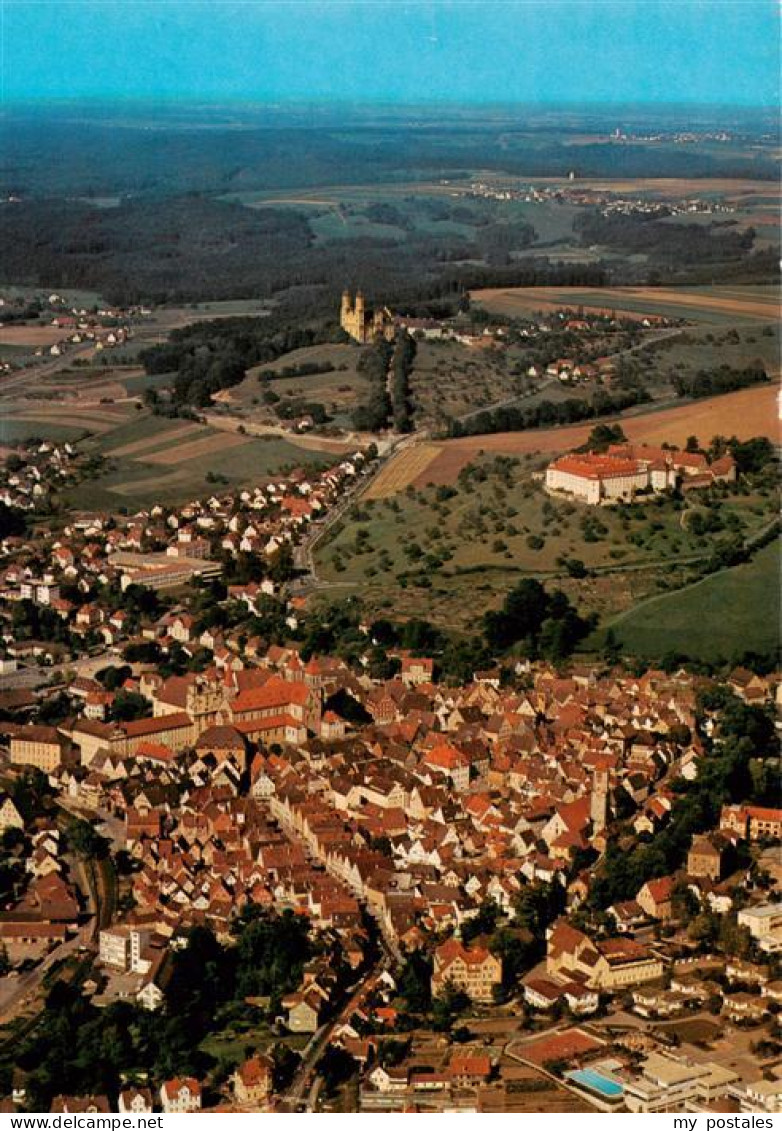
<box><xmin>1</xmin><ymin>108</ymin><xmax>778</xmax><ymax>306</ymax></box>
<box><xmin>3</xmin><ymin>114</ymin><xmax>777</xmax><ymax>198</ymax></box>
<box><xmin>141</xmin><ymin>312</ymin><xmax>350</xmax><ymax>406</ymax></box>
<box><xmin>575</xmin><ymin>211</ymin><xmax>758</xmax><ymax>266</ymax></box>
<box><xmin>0</xmin><ymin>196</ymin><xmax>565</xmax><ymax>306</ymax></box>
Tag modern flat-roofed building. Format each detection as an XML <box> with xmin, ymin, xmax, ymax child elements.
<box><xmin>621</xmin><ymin>1053</ymin><xmax>738</xmax><ymax>1113</ymax></box>
<box><xmin>737</xmin><ymin>903</ymin><xmax>782</xmax><ymax>953</ymax></box>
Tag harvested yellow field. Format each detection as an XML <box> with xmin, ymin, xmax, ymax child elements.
<box><xmin>623</xmin><ymin>383</ymin><xmax>780</xmax><ymax>447</ymax></box>
<box><xmin>364</xmin><ymin>443</ymin><xmax>444</xmax><ymax>499</ymax></box>
<box><xmin>143</xmin><ymin>431</ymin><xmax>252</xmax><ymax>465</ymax></box>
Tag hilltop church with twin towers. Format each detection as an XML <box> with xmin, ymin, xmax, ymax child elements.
<box><xmin>340</xmin><ymin>289</ymin><xmax>395</xmax><ymax>344</ymax></box>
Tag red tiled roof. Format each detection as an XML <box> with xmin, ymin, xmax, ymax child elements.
<box><xmin>549</xmin><ymin>453</ymin><xmax>642</xmax><ymax>481</ymax></box>
<box><xmin>231</xmin><ymin>677</ymin><xmax>309</xmax><ymax>713</ymax></box>
<box><xmin>120</xmin><ymin>712</ymin><xmax>191</xmax><ymax>738</ymax></box>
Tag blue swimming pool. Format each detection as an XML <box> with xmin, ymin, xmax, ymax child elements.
<box><xmin>566</xmin><ymin>1067</ymin><xmax>624</xmax><ymax>1098</ymax></box>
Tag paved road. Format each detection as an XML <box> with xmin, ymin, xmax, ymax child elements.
<box><xmin>291</xmin><ymin>432</ymin><xmax>420</xmax><ymax>590</ymax></box>
<box><xmin>0</xmin><ymin>922</ymin><xmax>93</xmax><ymax>1024</ymax></box>
<box><xmin>281</xmin><ymin>961</ymin><xmax>387</xmax><ymax>1112</ymax></box>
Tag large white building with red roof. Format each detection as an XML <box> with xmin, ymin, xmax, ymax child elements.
<box><xmin>546</xmin><ymin>443</ymin><xmax>735</xmax><ymax>505</ymax></box>
<box><xmin>546</xmin><ymin>452</ymin><xmax>662</xmax><ymax>504</ymax></box>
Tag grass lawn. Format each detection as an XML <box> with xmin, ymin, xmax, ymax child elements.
<box><xmin>596</xmin><ymin>537</ymin><xmax>781</xmax><ymax>663</ymax></box>
<box><xmin>199</xmin><ymin>1020</ymin><xmax>310</xmax><ymax>1073</ymax></box>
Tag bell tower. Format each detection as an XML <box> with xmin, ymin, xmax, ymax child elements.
<box><xmin>341</xmin><ymin>288</ymin><xmax>352</xmax><ymax>321</ymax></box>
<box><xmin>590</xmin><ymin>766</ymin><xmax>609</xmax><ymax>834</ymax></box>
<box><xmin>354</xmin><ymin>290</ymin><xmax>365</xmax><ymax>338</ymax></box>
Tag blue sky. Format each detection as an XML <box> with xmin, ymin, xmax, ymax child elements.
<box><xmin>3</xmin><ymin>0</ymin><xmax>779</xmax><ymax>106</ymax></box>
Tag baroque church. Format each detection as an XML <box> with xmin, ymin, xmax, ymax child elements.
<box><xmin>340</xmin><ymin>289</ymin><xmax>395</xmax><ymax>344</ymax></box>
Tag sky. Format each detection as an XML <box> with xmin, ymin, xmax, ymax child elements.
<box><xmin>2</xmin><ymin>0</ymin><xmax>779</xmax><ymax>107</ymax></box>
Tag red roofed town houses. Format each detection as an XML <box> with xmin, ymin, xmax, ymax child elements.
<box><xmin>50</xmin><ymin>1095</ymin><xmax>110</xmax><ymax>1114</ymax></box>
<box><xmin>108</xmin><ymin>712</ymin><xmax>195</xmax><ymax>757</ymax></box>
<box><xmin>431</xmin><ymin>938</ymin><xmax>502</xmax><ymax>1003</ymax></box>
<box><xmin>422</xmin><ymin>742</ymin><xmax>472</xmax><ymax>792</ymax></box>
<box><xmin>232</xmin><ymin>1054</ymin><xmax>274</xmax><ymax>1107</ymax></box>
<box><xmin>636</xmin><ymin>876</ymin><xmax>675</xmax><ymax>921</ymax></box>
<box><xmin>160</xmin><ymin>1078</ymin><xmax>202</xmax><ymax>1113</ymax></box>
<box><xmin>546</xmin><ymin>919</ymin><xmax>665</xmax><ymax>989</ymax></box>
<box><xmin>118</xmin><ymin>1087</ymin><xmax>154</xmax><ymax>1114</ymax></box>
<box><xmin>546</xmin><ymin>453</ymin><xmax>660</xmax><ymax>505</ymax></box>
<box><xmin>229</xmin><ymin>675</ymin><xmax>321</xmax><ymax>734</ymax></box>
<box><xmin>9</xmin><ymin>726</ymin><xmax>74</xmax><ymax>772</ymax></box>
<box><xmin>448</xmin><ymin>1052</ymin><xmax>492</xmax><ymax>1087</ymax></box>
<box><xmin>608</xmin><ymin>443</ymin><xmax>736</xmax><ymax>485</ymax></box>
<box><xmin>721</xmin><ymin>804</ymin><xmax>782</xmax><ymax>842</ymax></box>
<box><xmin>400</xmin><ymin>655</ymin><xmax>434</xmax><ymax>687</ymax></box>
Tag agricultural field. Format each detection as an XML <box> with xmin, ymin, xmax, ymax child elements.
<box><xmin>54</xmin><ymin>410</ymin><xmax>336</xmax><ymax>511</ymax></box>
<box><xmin>0</xmin><ymin>400</ymin><xmax>136</xmax><ymax>439</ymax></box>
<box><xmin>0</xmin><ymin>325</ymin><xmax>67</xmax><ymax>348</ymax></box>
<box><xmin>0</xmin><ymin>418</ymin><xmax>94</xmax><ymax>446</ymax></box>
<box><xmin>364</xmin><ymin>443</ymin><xmax>445</xmax><ymax>500</ymax></box>
<box><xmin>403</xmin><ymin>382</ymin><xmax>779</xmax><ymax>485</ymax></box>
<box><xmin>595</xmin><ymin>537</ymin><xmax>781</xmax><ymax>663</ymax></box>
<box><xmin>472</xmin><ymin>285</ymin><xmax>780</xmax><ymax>324</ymax></box>
<box><xmin>316</xmin><ymin>453</ymin><xmax>778</xmax><ymax>630</ymax></box>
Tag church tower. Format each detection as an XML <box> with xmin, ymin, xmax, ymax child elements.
<box><xmin>590</xmin><ymin>766</ymin><xmax>609</xmax><ymax>834</ymax></box>
<box><xmin>354</xmin><ymin>290</ymin><xmax>365</xmax><ymax>333</ymax></box>
<box><xmin>341</xmin><ymin>288</ymin><xmax>352</xmax><ymax>324</ymax></box>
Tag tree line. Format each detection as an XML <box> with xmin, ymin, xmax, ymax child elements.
<box><xmin>672</xmin><ymin>363</ymin><xmax>768</xmax><ymax>400</ymax></box>
<box><xmin>351</xmin><ymin>338</ymin><xmax>394</xmax><ymax>431</ymax></box>
<box><xmin>390</xmin><ymin>333</ymin><xmax>416</xmax><ymax>432</ymax></box>
<box><xmin>448</xmin><ymin>386</ymin><xmax>651</xmax><ymax>438</ymax></box>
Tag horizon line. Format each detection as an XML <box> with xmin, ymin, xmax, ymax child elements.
<box><xmin>3</xmin><ymin>96</ymin><xmax>778</xmax><ymax>111</ymax></box>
